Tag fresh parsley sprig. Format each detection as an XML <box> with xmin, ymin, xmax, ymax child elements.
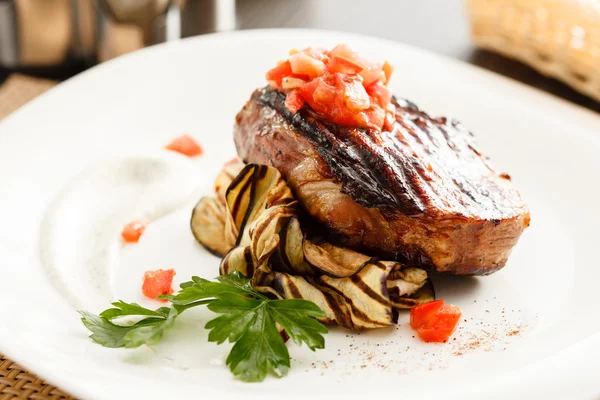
<box><xmin>79</xmin><ymin>272</ymin><xmax>328</xmax><ymax>382</ymax></box>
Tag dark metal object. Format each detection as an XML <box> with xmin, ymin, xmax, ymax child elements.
<box><xmin>0</xmin><ymin>1</ymin><xmax>18</xmax><ymax>68</ymax></box>
<box><xmin>0</xmin><ymin>0</ymin><xmax>97</xmax><ymax>80</ymax></box>
<box><xmin>96</xmin><ymin>0</ymin><xmax>170</xmax><ymax>45</ymax></box>
<box><xmin>179</xmin><ymin>0</ymin><xmax>236</xmax><ymax>37</ymax></box>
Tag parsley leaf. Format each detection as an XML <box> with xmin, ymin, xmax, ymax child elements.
<box><xmin>205</xmin><ymin>292</ymin><xmax>291</xmax><ymax>382</ymax></box>
<box><xmin>225</xmin><ymin>303</ymin><xmax>290</xmax><ymax>381</ymax></box>
<box><xmin>267</xmin><ymin>299</ymin><xmax>327</xmax><ymax>351</ymax></box>
<box><xmin>80</xmin><ymin>311</ymin><xmax>136</xmax><ymax>348</ymax></box>
<box><xmin>215</xmin><ymin>273</ymin><xmax>265</xmax><ymax>297</ymax></box>
<box><xmin>121</xmin><ymin>306</ymin><xmax>179</xmax><ymax>348</ymax></box>
<box><xmin>204</xmin><ymin>277</ymin><xmax>327</xmax><ymax>382</ymax></box>
<box><xmin>164</xmin><ymin>272</ymin><xmax>262</xmax><ymax>305</ymax></box>
<box><xmin>80</xmin><ymin>272</ymin><xmax>328</xmax><ymax>382</ymax></box>
<box><xmin>99</xmin><ymin>300</ymin><xmax>168</xmax><ymax>319</ymax></box>
<box><xmin>79</xmin><ymin>299</ymin><xmax>210</xmax><ymax>348</ymax></box>
<box><xmin>205</xmin><ymin>293</ymin><xmax>264</xmax><ymax>344</ymax></box>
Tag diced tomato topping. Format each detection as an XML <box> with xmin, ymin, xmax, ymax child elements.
<box><xmin>343</xmin><ymin>79</ymin><xmax>371</xmax><ymax>111</ymax></box>
<box><xmin>266</xmin><ymin>60</ymin><xmax>293</xmax><ymax>87</ymax></box>
<box><xmin>284</xmin><ymin>89</ymin><xmax>306</xmax><ymax>113</ymax></box>
<box><xmin>410</xmin><ymin>300</ymin><xmax>462</xmax><ymax>343</ymax></box>
<box><xmin>295</xmin><ymin>73</ymin><xmax>384</xmax><ymax>129</ymax></box>
<box><xmin>266</xmin><ymin>44</ymin><xmax>395</xmax><ymax>132</ymax></box>
<box><xmin>300</xmin><ymin>47</ymin><xmax>330</xmax><ymax>62</ymax></box>
<box><xmin>142</xmin><ymin>269</ymin><xmax>176</xmax><ymax>301</ymax></box>
<box><xmin>165</xmin><ymin>134</ymin><xmax>203</xmax><ymax>157</ymax></box>
<box><xmin>327</xmin><ymin>56</ymin><xmax>364</xmax><ymax>75</ymax></box>
<box><xmin>360</xmin><ymin>64</ymin><xmax>386</xmax><ymax>86</ymax></box>
<box><xmin>382</xmin><ymin>61</ymin><xmax>394</xmax><ymax>83</ymax></box>
<box><xmin>281</xmin><ymin>77</ymin><xmax>307</xmax><ymax>90</ymax></box>
<box><xmin>289</xmin><ymin>52</ymin><xmax>326</xmax><ymax>78</ymax></box>
<box><xmin>266</xmin><ymin>60</ymin><xmax>310</xmax><ymax>87</ymax></box>
<box><xmin>121</xmin><ymin>220</ymin><xmax>148</xmax><ymax>243</ymax></box>
<box><xmin>329</xmin><ymin>44</ymin><xmax>364</xmax><ymax>66</ymax></box>
<box><xmin>366</xmin><ymin>83</ymin><xmax>392</xmax><ymax>106</ymax></box>
<box><xmin>310</xmin><ymin>77</ymin><xmax>336</xmax><ymax>104</ymax></box>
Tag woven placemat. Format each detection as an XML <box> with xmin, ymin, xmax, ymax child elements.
<box><xmin>0</xmin><ymin>74</ymin><xmax>57</xmax><ymax>120</ymax></box>
<box><xmin>0</xmin><ymin>75</ymin><xmax>75</xmax><ymax>399</ymax></box>
<box><xmin>0</xmin><ymin>355</ymin><xmax>74</xmax><ymax>400</ymax></box>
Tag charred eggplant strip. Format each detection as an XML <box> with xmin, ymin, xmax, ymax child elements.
<box><xmin>192</xmin><ymin>163</ymin><xmax>435</xmax><ymax>331</ymax></box>
<box><xmin>190</xmin><ymin>197</ymin><xmax>231</xmax><ymax>257</ymax></box>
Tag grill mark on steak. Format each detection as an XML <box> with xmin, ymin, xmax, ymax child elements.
<box><xmin>258</xmin><ymin>88</ymin><xmax>425</xmax><ymax>216</ymax></box>
<box><xmin>394</xmin><ymin>105</ymin><xmax>480</xmax><ymax>216</ymax></box>
<box><xmin>237</xmin><ymin>87</ymin><xmax>531</xmax><ymax>275</ymax></box>
<box><xmin>257</xmin><ymin>87</ymin><xmax>525</xmax><ymax>220</ymax></box>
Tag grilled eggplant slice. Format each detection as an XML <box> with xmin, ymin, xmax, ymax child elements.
<box><xmin>190</xmin><ymin>161</ymin><xmax>245</xmax><ymax>255</ymax></box>
<box><xmin>190</xmin><ymin>197</ymin><xmax>231</xmax><ymax>257</ymax></box>
<box><xmin>191</xmin><ymin>163</ymin><xmax>435</xmax><ymax>330</ymax></box>
<box><xmin>303</xmin><ymin>240</ymin><xmax>372</xmax><ymax>278</ymax></box>
<box><xmin>214</xmin><ymin>161</ymin><xmax>245</xmax><ymax>203</ymax></box>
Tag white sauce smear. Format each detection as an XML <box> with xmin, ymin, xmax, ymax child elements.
<box><xmin>40</xmin><ymin>151</ymin><xmax>203</xmax><ymax>311</ymax></box>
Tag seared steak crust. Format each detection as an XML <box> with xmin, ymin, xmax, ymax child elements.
<box><xmin>234</xmin><ymin>87</ymin><xmax>530</xmax><ymax>275</ymax></box>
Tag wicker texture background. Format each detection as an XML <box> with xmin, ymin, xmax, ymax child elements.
<box><xmin>0</xmin><ymin>74</ymin><xmax>57</xmax><ymax>120</ymax></box>
<box><xmin>468</xmin><ymin>0</ymin><xmax>600</xmax><ymax>103</ymax></box>
<box><xmin>0</xmin><ymin>355</ymin><xmax>73</xmax><ymax>400</ymax></box>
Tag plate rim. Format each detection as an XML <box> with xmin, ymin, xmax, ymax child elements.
<box><xmin>0</xmin><ymin>28</ymin><xmax>599</xmax><ymax>400</ymax></box>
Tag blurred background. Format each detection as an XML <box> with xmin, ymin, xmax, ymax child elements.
<box><xmin>1</xmin><ymin>0</ymin><xmax>600</xmax><ymax>119</ymax></box>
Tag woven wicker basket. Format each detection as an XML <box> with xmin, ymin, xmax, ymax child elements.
<box><xmin>467</xmin><ymin>0</ymin><xmax>600</xmax><ymax>102</ymax></box>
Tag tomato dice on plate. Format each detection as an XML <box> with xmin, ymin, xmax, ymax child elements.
<box><xmin>410</xmin><ymin>300</ymin><xmax>445</xmax><ymax>329</ymax></box>
<box><xmin>165</xmin><ymin>134</ymin><xmax>203</xmax><ymax>157</ymax></box>
<box><xmin>142</xmin><ymin>269</ymin><xmax>176</xmax><ymax>301</ymax></box>
<box><xmin>121</xmin><ymin>220</ymin><xmax>148</xmax><ymax>243</ymax></box>
<box><xmin>410</xmin><ymin>300</ymin><xmax>462</xmax><ymax>343</ymax></box>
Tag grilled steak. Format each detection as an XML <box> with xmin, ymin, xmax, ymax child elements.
<box><xmin>234</xmin><ymin>87</ymin><xmax>530</xmax><ymax>275</ymax></box>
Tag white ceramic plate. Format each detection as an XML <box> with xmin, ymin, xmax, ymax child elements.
<box><xmin>1</xmin><ymin>30</ymin><xmax>599</xmax><ymax>400</ymax></box>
